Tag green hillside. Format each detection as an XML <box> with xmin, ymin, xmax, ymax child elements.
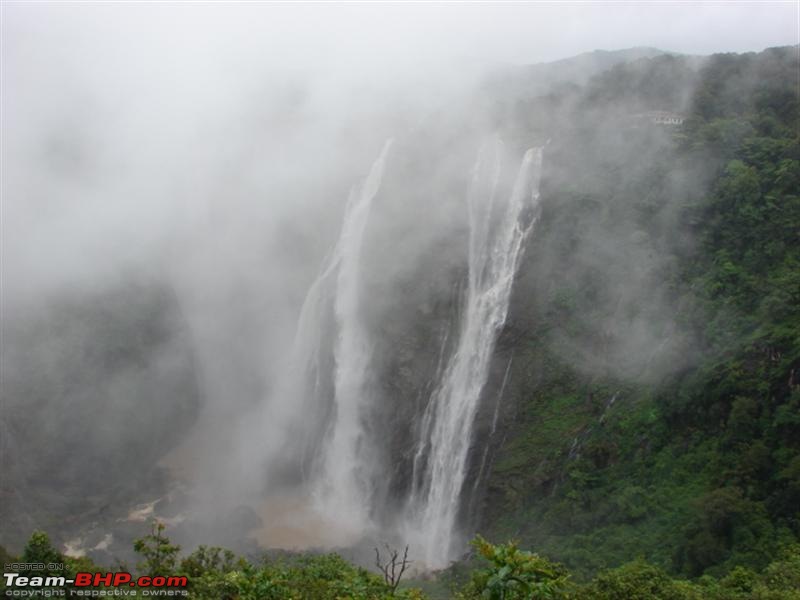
<box><xmin>481</xmin><ymin>45</ymin><xmax>800</xmax><ymax>581</ymax></box>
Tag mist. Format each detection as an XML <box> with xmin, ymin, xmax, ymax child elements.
<box><xmin>2</xmin><ymin>0</ymin><xmax>797</xmax><ymax>570</ymax></box>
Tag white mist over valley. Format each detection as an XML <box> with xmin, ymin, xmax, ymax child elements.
<box><xmin>2</xmin><ymin>2</ymin><xmax>797</xmax><ymax>586</ymax></box>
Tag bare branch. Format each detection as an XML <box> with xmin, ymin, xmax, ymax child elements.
<box><xmin>374</xmin><ymin>543</ymin><xmax>413</xmax><ymax>593</ymax></box>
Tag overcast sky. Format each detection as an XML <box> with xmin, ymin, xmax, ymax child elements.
<box><xmin>3</xmin><ymin>1</ymin><xmax>798</xmax><ymax>72</ymax></box>
<box><xmin>2</xmin><ymin>1</ymin><xmax>797</xmax><ymax>302</ymax></box>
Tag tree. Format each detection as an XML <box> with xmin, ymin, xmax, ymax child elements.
<box><xmin>133</xmin><ymin>520</ymin><xmax>180</xmax><ymax>577</ymax></box>
<box><xmin>180</xmin><ymin>545</ymin><xmax>243</xmax><ymax>578</ymax></box>
<box><xmin>20</xmin><ymin>531</ymin><xmax>67</xmax><ymax>581</ymax></box>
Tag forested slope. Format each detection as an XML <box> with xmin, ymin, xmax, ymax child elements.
<box><xmin>481</xmin><ymin>45</ymin><xmax>800</xmax><ymax>580</ymax></box>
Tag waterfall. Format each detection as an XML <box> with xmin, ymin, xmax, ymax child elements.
<box><xmin>259</xmin><ymin>138</ymin><xmax>540</xmax><ymax>561</ymax></box>
<box><xmin>405</xmin><ymin>141</ymin><xmax>543</xmax><ymax>568</ymax></box>
<box><xmin>299</xmin><ymin>140</ymin><xmax>394</xmax><ymax>536</ymax></box>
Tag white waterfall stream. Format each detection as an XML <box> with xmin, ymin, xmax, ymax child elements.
<box><xmin>405</xmin><ymin>141</ymin><xmax>544</xmax><ymax>568</ymax></box>
<box><xmin>265</xmin><ymin>139</ymin><xmax>541</xmax><ymax>566</ymax></box>
<box><xmin>304</xmin><ymin>140</ymin><xmax>394</xmax><ymax>536</ymax></box>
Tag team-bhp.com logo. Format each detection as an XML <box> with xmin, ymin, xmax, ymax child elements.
<box><xmin>3</xmin><ymin>572</ymin><xmax>188</xmax><ymax>597</ymax></box>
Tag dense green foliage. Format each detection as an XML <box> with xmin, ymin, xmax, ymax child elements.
<box><xmin>455</xmin><ymin>535</ymin><xmax>571</xmax><ymax>599</ymax></box>
<box><xmin>5</xmin><ymin>529</ymin><xmax>800</xmax><ymax>598</ymax></box>
<box><xmin>483</xmin><ymin>45</ymin><xmax>799</xmax><ymax>582</ymax></box>
<box><xmin>2</xmin><ymin>527</ymin><xmax>425</xmax><ymax>599</ymax></box>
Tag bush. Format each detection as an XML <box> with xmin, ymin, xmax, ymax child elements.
<box><xmin>457</xmin><ymin>536</ymin><xmax>571</xmax><ymax>599</ymax></box>
<box><xmin>585</xmin><ymin>560</ymin><xmax>696</xmax><ymax>600</ymax></box>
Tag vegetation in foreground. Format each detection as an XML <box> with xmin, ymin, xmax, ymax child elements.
<box><xmin>2</xmin><ymin>525</ymin><xmax>800</xmax><ymax>599</ymax></box>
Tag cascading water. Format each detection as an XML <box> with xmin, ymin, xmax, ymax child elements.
<box><xmin>405</xmin><ymin>141</ymin><xmax>544</xmax><ymax>568</ymax></box>
<box><xmin>257</xmin><ymin>138</ymin><xmax>540</xmax><ymax>562</ymax></box>
<box><xmin>295</xmin><ymin>140</ymin><xmax>394</xmax><ymax>536</ymax></box>
<box><xmin>252</xmin><ymin>142</ymin><xmax>394</xmax><ymax>548</ymax></box>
